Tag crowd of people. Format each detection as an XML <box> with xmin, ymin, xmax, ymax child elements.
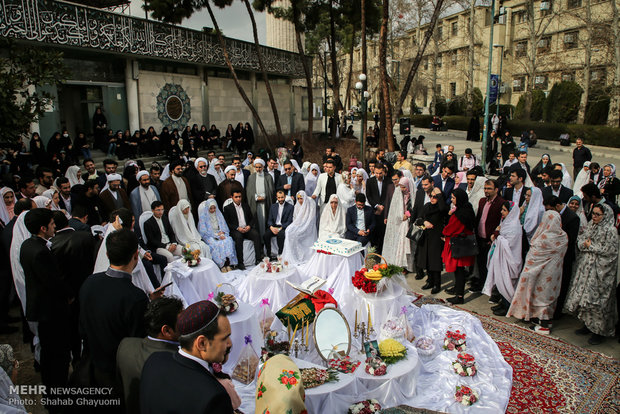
<box><xmin>0</xmin><ymin>122</ymin><xmax>618</xmax><ymax>413</ymax></box>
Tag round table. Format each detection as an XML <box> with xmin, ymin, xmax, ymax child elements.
<box><xmin>222</xmin><ymin>301</ymin><xmax>263</xmax><ymax>373</ymax></box>
<box><xmin>236</xmin><ymin>265</ymin><xmax>304</xmax><ymax>312</ymax></box>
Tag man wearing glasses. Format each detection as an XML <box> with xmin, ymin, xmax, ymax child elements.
<box><xmin>276</xmin><ymin>160</ymin><xmax>305</xmax><ymax>203</ymax></box>
<box><xmin>542</xmin><ymin>169</ymin><xmax>573</xmax><ymax>204</ymax></box>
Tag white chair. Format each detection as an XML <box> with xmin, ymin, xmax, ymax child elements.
<box><xmin>223</xmin><ymin>198</ymin><xmax>255</xmax><ymax>267</ymax></box>
<box><xmin>139</xmin><ymin>211</ymin><xmax>153</xmax><ymax>245</ymax></box>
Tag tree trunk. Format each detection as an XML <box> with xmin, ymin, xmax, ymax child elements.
<box><xmin>396</xmin><ymin>0</ymin><xmax>444</xmax><ymax>113</ymax></box>
<box><xmin>466</xmin><ymin>0</ymin><xmax>475</xmax><ymax>116</ymax></box>
<box><xmin>344</xmin><ymin>29</ymin><xmax>356</xmax><ymax>111</ymax></box>
<box><xmin>608</xmin><ymin>0</ymin><xmax>620</xmax><ymax>127</ymax></box>
<box><xmin>205</xmin><ymin>2</ymin><xmax>270</xmax><ymax>147</ymax></box>
<box><xmin>292</xmin><ymin>4</ymin><xmax>313</xmax><ymax>140</ymax></box>
<box><xmin>243</xmin><ymin>0</ymin><xmax>283</xmax><ymax>142</ymax></box>
<box><xmin>329</xmin><ymin>1</ymin><xmax>342</xmax><ymax>138</ymax></box>
<box><xmin>361</xmin><ymin>0</ymin><xmax>367</xmax><ymax>160</ymax></box>
<box><xmin>431</xmin><ymin>38</ymin><xmax>439</xmax><ymax>115</ymax></box>
<box><xmin>576</xmin><ymin>0</ymin><xmax>592</xmax><ymax>124</ymax></box>
<box><xmin>379</xmin><ymin>0</ymin><xmax>394</xmax><ymax>151</ymax></box>
<box><xmin>524</xmin><ymin>0</ymin><xmax>537</xmax><ymax>120</ymax></box>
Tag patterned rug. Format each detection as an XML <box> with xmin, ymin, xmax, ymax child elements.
<box><xmin>403</xmin><ymin>296</ymin><xmax>620</xmax><ymax>413</ymax></box>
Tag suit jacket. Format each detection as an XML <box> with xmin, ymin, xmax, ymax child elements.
<box><xmin>99</xmin><ymin>188</ymin><xmax>131</xmax><ymax>221</ymax></box>
<box><xmin>50</xmin><ymin>228</ymin><xmax>95</xmax><ymax>299</ymax></box>
<box><xmin>117</xmin><ymin>337</ymin><xmax>178</xmax><ymax>414</ymax></box>
<box><xmin>312</xmin><ymin>173</ymin><xmax>343</xmax><ymax>205</ymax></box>
<box><xmin>160</xmin><ymin>176</ymin><xmax>193</xmax><ymax>211</ymax></box>
<box><xmin>21</xmin><ymin>236</ymin><xmax>69</xmax><ymax>322</ymax></box>
<box><xmin>143</xmin><ymin>215</ymin><xmax>178</xmax><ymax>251</ymax></box>
<box><xmin>433</xmin><ymin>175</ymin><xmax>455</xmax><ymax>200</ymax></box>
<box><xmin>140</xmin><ymin>351</ymin><xmax>233</xmax><ymax>414</ymax></box>
<box><xmin>542</xmin><ymin>185</ymin><xmax>574</xmax><ymax>204</ymax></box>
<box><xmin>411</xmin><ymin>189</ymin><xmax>429</xmax><ymax>220</ymax></box>
<box><xmin>267</xmin><ymin>169</ymin><xmax>281</xmax><ymax>187</ymax></box>
<box><xmin>95</xmin><ymin>171</ymin><xmax>107</xmax><ymax>191</ymax></box>
<box><xmin>68</xmin><ymin>217</ymin><xmax>91</xmax><ymax>232</ymax></box>
<box><xmin>240</xmin><ymin>169</ymin><xmax>250</xmax><ymax>187</ymax></box>
<box><xmin>366</xmin><ymin>176</ymin><xmax>391</xmax><ymax>211</ymax></box>
<box><xmin>345</xmin><ymin>205</ymin><xmax>376</xmax><ymax>236</ymax></box>
<box><xmin>276</xmin><ymin>172</ymin><xmax>305</xmax><ymax>198</ymax></box>
<box><xmin>130</xmin><ymin>185</ymin><xmax>162</xmax><ymax>218</ymax></box>
<box><xmin>58</xmin><ymin>195</ymin><xmax>72</xmax><ymax>213</ymax></box>
<box><xmin>476</xmin><ymin>196</ymin><xmax>505</xmax><ymax>240</ymax></box>
<box><xmin>223</xmin><ymin>201</ymin><xmax>256</xmax><ymax>230</ymax></box>
<box><xmin>503</xmin><ymin>186</ymin><xmax>529</xmax><ymax>206</ymax></box>
<box><xmin>266</xmin><ymin>202</ymin><xmax>294</xmax><ymax>230</ymax></box>
<box><xmin>246</xmin><ymin>173</ymin><xmax>275</xmax><ymax>216</ymax></box>
<box><xmin>561</xmin><ymin>207</ymin><xmax>580</xmax><ymax>262</ymax></box>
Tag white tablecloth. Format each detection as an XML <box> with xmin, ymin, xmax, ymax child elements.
<box><xmin>222</xmin><ymin>301</ymin><xmax>263</xmax><ymax>373</ymax></box>
<box><xmin>236</xmin><ymin>265</ymin><xmax>304</xmax><ymax>312</ymax></box>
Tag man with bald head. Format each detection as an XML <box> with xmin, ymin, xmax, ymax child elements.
<box><xmin>130</xmin><ymin>170</ymin><xmax>161</xmax><ymax>218</ymax></box>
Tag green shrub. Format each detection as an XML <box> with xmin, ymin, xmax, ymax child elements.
<box><xmin>411</xmin><ymin>115</ymin><xmax>434</xmax><ymax>128</ymax></box>
<box><xmin>585</xmin><ymin>90</ymin><xmax>610</xmax><ymax>125</ymax></box>
<box><xmin>434</xmin><ymin>96</ymin><xmax>447</xmax><ymax>117</ymax></box>
<box><xmin>514</xmin><ymin>90</ymin><xmax>546</xmax><ymax>121</ymax></box>
<box><xmin>507</xmin><ymin>120</ymin><xmax>620</xmax><ymax>147</ymax></box>
<box><xmin>543</xmin><ymin>81</ymin><xmax>583</xmax><ymax>123</ymax></box>
<box><xmin>488</xmin><ymin>104</ymin><xmax>515</xmax><ymax>119</ymax></box>
<box><xmin>515</xmin><ymin>95</ymin><xmax>526</xmax><ymax>119</ymax></box>
<box><xmin>447</xmin><ymin>96</ymin><xmax>467</xmax><ymax>116</ymax></box>
<box><xmin>443</xmin><ymin>116</ymin><xmax>471</xmax><ymax>131</ymax></box>
<box><xmin>472</xmin><ymin>88</ymin><xmax>484</xmax><ymax>116</ymax></box>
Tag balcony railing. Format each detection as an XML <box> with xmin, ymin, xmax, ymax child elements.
<box><xmin>0</xmin><ymin>0</ymin><xmax>308</xmax><ymax>78</ymax></box>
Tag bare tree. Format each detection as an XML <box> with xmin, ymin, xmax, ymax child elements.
<box><xmin>608</xmin><ymin>0</ymin><xmax>620</xmax><ymax>127</ymax></box>
<box><xmin>379</xmin><ymin>0</ymin><xmax>395</xmax><ymax>149</ymax></box>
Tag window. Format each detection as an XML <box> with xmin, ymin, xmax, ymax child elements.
<box><xmin>436</xmin><ymin>85</ymin><xmax>442</xmax><ymax>96</ymax></box>
<box><xmin>590</xmin><ymin>68</ymin><xmax>607</xmax><ymax>83</ymax></box>
<box><xmin>411</xmin><ymin>33</ymin><xmax>417</xmax><ymax>47</ymax></box>
<box><xmin>562</xmin><ymin>71</ymin><xmax>576</xmax><ymax>82</ymax></box>
<box><xmin>424</xmin><ymin>58</ymin><xmax>429</xmax><ymax>70</ymax></box>
<box><xmin>567</xmin><ymin>0</ymin><xmax>582</xmax><ymax>8</ymax></box>
<box><xmin>564</xmin><ymin>31</ymin><xmax>578</xmax><ymax>49</ymax></box>
<box><xmin>451</xmin><ymin>51</ymin><xmax>458</xmax><ymax>66</ymax></box>
<box><xmin>515</xmin><ymin>41</ymin><xmax>528</xmax><ymax>57</ymax></box>
<box><xmin>540</xmin><ymin>0</ymin><xmax>553</xmax><ymax>15</ymax></box>
<box><xmin>534</xmin><ymin>75</ymin><xmax>548</xmax><ymax>89</ymax></box>
<box><xmin>485</xmin><ymin>9</ymin><xmax>492</xmax><ymax>26</ymax></box>
<box><xmin>513</xmin><ymin>10</ymin><xmax>528</xmax><ymax>24</ymax></box>
<box><xmin>537</xmin><ymin>36</ymin><xmax>551</xmax><ymax>54</ymax></box>
<box><xmin>437</xmin><ymin>25</ymin><xmax>443</xmax><ymax>40</ymax></box>
<box><xmin>513</xmin><ymin>77</ymin><xmax>525</xmax><ymax>92</ymax></box>
<box><xmin>450</xmin><ymin>82</ymin><xmax>457</xmax><ymax>98</ymax></box>
<box><xmin>451</xmin><ymin>21</ymin><xmax>458</xmax><ymax>36</ymax></box>
<box><xmin>436</xmin><ymin>54</ymin><xmax>443</xmax><ymax>68</ymax></box>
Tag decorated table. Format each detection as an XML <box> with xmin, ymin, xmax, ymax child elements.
<box><xmin>298</xmin><ymin>251</ymin><xmax>363</xmax><ymax>301</ymax></box>
<box><xmin>222</xmin><ymin>301</ymin><xmax>263</xmax><ymax>373</ymax></box>
<box><xmin>236</xmin><ymin>260</ymin><xmax>304</xmax><ymax>312</ymax></box>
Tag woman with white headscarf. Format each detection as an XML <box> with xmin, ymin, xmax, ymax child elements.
<box><xmin>300</xmin><ymin>161</ymin><xmax>311</xmax><ymax>178</ymax></box>
<box><xmin>169</xmin><ymin>199</ymin><xmax>211</xmax><ymax>259</ymax></box>
<box><xmin>32</xmin><ymin>196</ymin><xmax>51</xmax><ymax>209</ymax></box>
<box><xmin>352</xmin><ymin>168</ymin><xmax>368</xmax><ymax>195</ymax></box>
<box><xmin>304</xmin><ymin>163</ymin><xmax>320</xmax><ymax>196</ymax></box>
<box><xmin>522</xmin><ymin>186</ymin><xmax>545</xmax><ymax>242</ymax></box>
<box><xmin>337</xmin><ymin>171</ymin><xmax>356</xmax><ymax>210</ymax></box>
<box><xmin>483</xmin><ymin>201</ymin><xmax>523</xmax><ymax>309</ymax></box>
<box><xmin>290</xmin><ymin>160</ymin><xmax>301</xmax><ymax>173</ymax></box>
<box><xmin>42</xmin><ymin>189</ymin><xmax>70</xmax><ymax>219</ymax></box>
<box><xmin>466</xmin><ymin>175</ymin><xmax>487</xmax><ymax>215</ymax></box>
<box><xmin>0</xmin><ymin>187</ymin><xmax>15</xmax><ymax>226</ymax></box>
<box><xmin>573</xmin><ymin>161</ymin><xmax>591</xmax><ymax>197</ymax></box>
<box><xmin>198</xmin><ymin>199</ymin><xmax>237</xmax><ymax>270</ymax></box>
<box><xmin>318</xmin><ymin>194</ymin><xmax>346</xmax><ymax>240</ymax></box>
<box><xmin>383</xmin><ymin>177</ymin><xmax>414</xmax><ymax>270</ymax></box>
<box><xmin>400</xmin><ymin>169</ymin><xmax>417</xmax><ymax>196</ymax></box>
<box><xmin>64</xmin><ymin>165</ymin><xmax>84</xmax><ymax>187</ymax></box>
<box><xmin>281</xmin><ymin>191</ymin><xmax>317</xmax><ymax>264</ymax></box>
<box><xmin>558</xmin><ymin>162</ymin><xmax>573</xmax><ymax>188</ymax></box>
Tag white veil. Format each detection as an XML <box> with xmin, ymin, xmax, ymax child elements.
<box><xmin>281</xmin><ymin>191</ymin><xmax>317</xmax><ymax>264</ymax></box>
<box><xmin>468</xmin><ymin>176</ymin><xmax>487</xmax><ymax>215</ymax></box>
<box><xmin>523</xmin><ymin>186</ymin><xmax>545</xmax><ymax>241</ymax></box>
<box><xmin>0</xmin><ymin>187</ymin><xmax>14</xmax><ymax>225</ymax></box>
<box><xmin>559</xmin><ymin>163</ymin><xmax>573</xmax><ymax>188</ymax></box>
<box><xmin>337</xmin><ymin>171</ymin><xmax>356</xmax><ymax>210</ymax></box>
<box><xmin>573</xmin><ymin>161</ymin><xmax>591</xmax><ymax>197</ymax></box>
<box><xmin>318</xmin><ymin>194</ymin><xmax>346</xmax><ymax>240</ymax></box>
<box><xmin>382</xmin><ymin>182</ymin><xmax>413</xmax><ymax>269</ymax></box>
<box><xmin>65</xmin><ymin>165</ymin><xmax>84</xmax><ymax>187</ymax></box>
<box><xmin>9</xmin><ymin>212</ymin><xmax>30</xmax><ymax>313</ymax></box>
<box><xmin>168</xmin><ymin>199</ymin><xmax>211</xmax><ymax>258</ymax></box>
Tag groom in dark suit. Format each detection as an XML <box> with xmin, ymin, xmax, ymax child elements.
<box><xmin>264</xmin><ymin>190</ymin><xmax>294</xmax><ymax>258</ymax></box>
<box><xmin>365</xmin><ymin>163</ymin><xmax>391</xmax><ymax>252</ymax></box>
<box><xmin>345</xmin><ymin>193</ymin><xmax>376</xmax><ymax>244</ymax></box>
<box><xmin>222</xmin><ymin>190</ymin><xmax>263</xmax><ymax>269</ymax></box>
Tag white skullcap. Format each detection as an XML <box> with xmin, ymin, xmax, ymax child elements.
<box><xmin>107</xmin><ymin>173</ymin><xmax>122</xmax><ymax>182</ymax></box>
<box><xmin>253</xmin><ymin>159</ymin><xmax>266</xmax><ymax>167</ymax></box>
<box><xmin>194</xmin><ymin>157</ymin><xmax>208</xmax><ymax>169</ymax></box>
<box><xmin>224</xmin><ymin>165</ymin><xmax>237</xmax><ymax>175</ymax></box>
<box><xmin>136</xmin><ymin>170</ymin><xmax>150</xmax><ymax>180</ymax></box>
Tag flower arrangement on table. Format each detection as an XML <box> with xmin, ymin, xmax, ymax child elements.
<box><xmin>378</xmin><ymin>338</ymin><xmax>407</xmax><ymax>364</ymax></box>
<box><xmin>454</xmin><ymin>385</ymin><xmax>479</xmax><ymax>406</ymax></box>
<box><xmin>364</xmin><ymin>357</ymin><xmax>387</xmax><ymax>376</ymax></box>
<box><xmin>182</xmin><ymin>244</ymin><xmax>201</xmax><ymax>267</ymax></box>
<box><xmin>299</xmin><ymin>367</ymin><xmax>338</xmax><ymax>389</ymax></box>
<box><xmin>452</xmin><ymin>352</ymin><xmax>477</xmax><ymax>377</ymax></box>
<box><xmin>348</xmin><ymin>399</ymin><xmax>382</xmax><ymax>414</ymax></box>
<box><xmin>328</xmin><ymin>355</ymin><xmax>361</xmax><ymax>374</ymax></box>
<box><xmin>443</xmin><ymin>329</ymin><xmax>467</xmax><ymax>352</ymax></box>
<box><xmin>210</xmin><ymin>284</ymin><xmax>239</xmax><ymax>313</ymax></box>
<box><xmin>258</xmin><ymin>257</ymin><xmax>289</xmax><ymax>273</ymax></box>
<box><xmin>260</xmin><ymin>330</ymin><xmax>290</xmax><ymax>362</ymax></box>
<box><xmin>352</xmin><ymin>253</ymin><xmax>404</xmax><ymax>294</ymax></box>
<box><xmin>316</xmin><ymin>249</ymin><xmax>333</xmax><ymax>255</ymax></box>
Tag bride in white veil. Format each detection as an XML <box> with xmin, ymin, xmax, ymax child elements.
<box><xmin>168</xmin><ymin>199</ymin><xmax>211</xmax><ymax>259</ymax></box>
<box><xmin>383</xmin><ymin>177</ymin><xmax>414</xmax><ymax>270</ymax></box>
<box><xmin>281</xmin><ymin>191</ymin><xmax>318</xmax><ymax>264</ymax></box>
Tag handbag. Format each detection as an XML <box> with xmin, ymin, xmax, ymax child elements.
<box><xmin>450</xmin><ymin>233</ymin><xmax>479</xmax><ymax>258</ymax></box>
<box><xmin>406</xmin><ymin>221</ymin><xmax>424</xmax><ymax>242</ymax></box>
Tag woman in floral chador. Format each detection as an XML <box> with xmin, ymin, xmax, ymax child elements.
<box><xmin>564</xmin><ymin>203</ymin><xmax>618</xmax><ymax>345</ymax></box>
<box><xmin>255</xmin><ymin>354</ymin><xmax>306</xmax><ymax>414</ymax></box>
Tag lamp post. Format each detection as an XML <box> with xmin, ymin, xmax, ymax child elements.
<box><xmin>355</xmin><ymin>73</ymin><xmax>370</xmax><ymax>164</ymax></box>
<box><xmin>481</xmin><ymin>0</ymin><xmax>496</xmax><ymax>173</ymax></box>
<box><xmin>494</xmin><ymin>44</ymin><xmax>505</xmax><ymax>119</ymax></box>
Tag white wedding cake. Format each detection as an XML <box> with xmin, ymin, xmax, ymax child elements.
<box><xmin>312</xmin><ymin>237</ymin><xmax>363</xmax><ymax>257</ymax></box>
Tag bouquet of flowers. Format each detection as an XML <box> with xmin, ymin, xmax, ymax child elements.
<box><xmin>328</xmin><ymin>355</ymin><xmax>361</xmax><ymax>374</ymax></box>
<box><xmin>182</xmin><ymin>244</ymin><xmax>201</xmax><ymax>267</ymax></box>
<box><xmin>348</xmin><ymin>399</ymin><xmax>382</xmax><ymax>414</ymax></box>
<box><xmin>212</xmin><ymin>284</ymin><xmax>238</xmax><ymax>313</ymax></box>
<box><xmin>454</xmin><ymin>385</ymin><xmax>479</xmax><ymax>406</ymax></box>
<box><xmin>353</xmin><ymin>252</ymin><xmax>404</xmax><ymax>294</ymax></box>
<box><xmin>378</xmin><ymin>338</ymin><xmax>407</xmax><ymax>364</ymax></box>
<box><xmin>364</xmin><ymin>357</ymin><xmax>387</xmax><ymax>376</ymax></box>
<box><xmin>452</xmin><ymin>352</ymin><xmax>477</xmax><ymax>377</ymax></box>
<box><xmin>352</xmin><ymin>270</ymin><xmax>377</xmax><ymax>294</ymax></box>
<box><xmin>260</xmin><ymin>330</ymin><xmax>289</xmax><ymax>363</ymax></box>
<box><xmin>299</xmin><ymin>367</ymin><xmax>338</xmax><ymax>389</ymax></box>
<box><xmin>443</xmin><ymin>329</ymin><xmax>467</xmax><ymax>352</ymax></box>
<box><xmin>414</xmin><ymin>336</ymin><xmax>436</xmax><ymax>357</ymax></box>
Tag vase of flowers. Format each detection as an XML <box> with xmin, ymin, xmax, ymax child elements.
<box><xmin>454</xmin><ymin>385</ymin><xmax>479</xmax><ymax>406</ymax></box>
<box><xmin>452</xmin><ymin>352</ymin><xmax>477</xmax><ymax>377</ymax></box>
<box><xmin>182</xmin><ymin>244</ymin><xmax>201</xmax><ymax>267</ymax></box>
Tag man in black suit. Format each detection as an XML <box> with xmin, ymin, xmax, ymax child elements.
<box><xmin>73</xmin><ymin>179</ymin><xmax>105</xmax><ymax>226</ymax></box>
<box><xmin>50</xmin><ymin>211</ymin><xmax>95</xmax><ymax>367</ymax></box>
<box><xmin>345</xmin><ymin>194</ymin><xmax>375</xmax><ymax>244</ymax></box>
<box><xmin>276</xmin><ymin>160</ymin><xmax>305</xmax><ymax>200</ymax></box>
<box><xmin>140</xmin><ymin>300</ymin><xmax>234</xmax><ymax>414</ymax></box>
<box><xmin>323</xmin><ymin>146</ymin><xmax>344</xmax><ymax>172</ymax></box>
<box><xmin>117</xmin><ymin>296</ymin><xmax>184</xmax><ymax>414</ymax></box>
<box><xmin>68</xmin><ymin>204</ymin><xmax>91</xmax><ymax>233</ymax></box>
<box><xmin>264</xmin><ymin>190</ymin><xmax>294</xmax><ymax>258</ymax></box>
<box><xmin>266</xmin><ymin>158</ymin><xmax>281</xmax><ymax>185</ymax></box>
<box><xmin>143</xmin><ymin>201</ymin><xmax>183</xmax><ymax>263</ymax></box>
<box><xmin>411</xmin><ymin>176</ymin><xmax>435</xmax><ymax>280</ymax></box>
<box><xmin>83</xmin><ymin>158</ymin><xmax>107</xmax><ymax>189</ymax></box>
<box><xmin>503</xmin><ymin>168</ymin><xmax>529</xmax><ymax>206</ymax></box>
<box><xmin>542</xmin><ymin>169</ymin><xmax>574</xmax><ymax>204</ymax></box>
<box><xmin>79</xmin><ymin>229</ymin><xmax>157</xmax><ymax>390</ymax></box>
<box><xmin>543</xmin><ymin>196</ymin><xmax>580</xmax><ymax>319</ymax></box>
<box><xmin>223</xmin><ymin>190</ymin><xmax>262</xmax><ymax>269</ymax></box>
<box><xmin>21</xmin><ymin>209</ymin><xmax>71</xmax><ymax>412</ymax></box>
<box><xmin>365</xmin><ymin>163</ymin><xmax>391</xmax><ymax>252</ymax></box>
<box><xmin>231</xmin><ymin>156</ymin><xmax>250</xmax><ymax>188</ymax></box>
<box><xmin>433</xmin><ymin>166</ymin><xmax>456</xmax><ymax>201</ymax></box>
<box><xmin>515</xmin><ymin>151</ymin><xmax>531</xmax><ymax>175</ymax></box>
<box><xmin>56</xmin><ymin>177</ymin><xmax>73</xmax><ymax>215</ymax></box>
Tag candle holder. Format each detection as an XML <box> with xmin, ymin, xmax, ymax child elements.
<box><xmin>292</xmin><ymin>339</ymin><xmax>302</xmax><ymax>358</ymax></box>
<box><xmin>353</xmin><ymin>322</ymin><xmax>368</xmax><ymax>352</ymax></box>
